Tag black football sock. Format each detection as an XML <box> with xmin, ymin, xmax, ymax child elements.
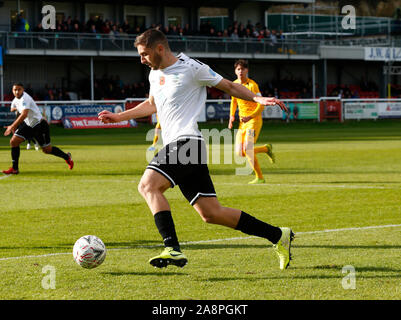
<box><xmin>235</xmin><ymin>211</ymin><xmax>282</xmax><ymax>244</ymax></box>
<box><xmin>11</xmin><ymin>146</ymin><xmax>20</xmax><ymax>170</ymax></box>
<box><xmin>154</xmin><ymin>210</ymin><xmax>181</xmax><ymax>252</ymax></box>
<box><xmin>50</xmin><ymin>146</ymin><xmax>69</xmax><ymax>160</ymax></box>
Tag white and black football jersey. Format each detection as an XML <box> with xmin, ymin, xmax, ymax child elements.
<box><xmin>11</xmin><ymin>92</ymin><xmax>43</xmax><ymax>127</ymax></box>
<box><xmin>149</xmin><ymin>53</ymin><xmax>223</xmax><ymax>146</ymax></box>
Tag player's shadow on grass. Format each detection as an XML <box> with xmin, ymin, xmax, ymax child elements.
<box><xmin>292</xmin><ymin>244</ymin><xmax>401</xmax><ymax>249</ymax></box>
<box><xmin>181</xmin><ymin>244</ymin><xmax>269</xmax><ymax>250</ymax></box>
<box><xmin>326</xmin><ymin>181</ymin><xmax>401</xmax><ymax>184</ymax></box>
<box><xmin>303</xmin><ymin>265</ymin><xmax>401</xmax><ymax>273</ymax></box>
<box><xmin>103</xmin><ymin>271</ymin><xmax>189</xmax><ymax>276</ymax></box>
<box><xmin>204</xmin><ymin>266</ymin><xmax>401</xmax><ymax>282</ymax></box>
<box><xmin>209</xmin><ymin>168</ymin><xmax>401</xmax><ymax>175</ymax></box>
<box><xmin>22</xmin><ymin>170</ymin><xmax>145</xmax><ymax>177</ymax></box>
<box><xmin>205</xmin><ymin>273</ymin><xmax>401</xmax><ymax>281</ymax></box>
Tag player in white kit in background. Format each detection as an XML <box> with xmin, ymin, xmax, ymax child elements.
<box><xmin>2</xmin><ymin>83</ymin><xmax>74</xmax><ymax>175</ymax></box>
<box><xmin>98</xmin><ymin>29</ymin><xmax>294</xmax><ymax>270</ymax></box>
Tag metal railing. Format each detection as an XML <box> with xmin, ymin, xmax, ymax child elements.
<box><xmin>0</xmin><ymin>31</ymin><xmax>320</xmax><ymax>55</ymax></box>
<box><xmin>0</xmin><ymin>31</ymin><xmax>399</xmax><ymax>57</ymax></box>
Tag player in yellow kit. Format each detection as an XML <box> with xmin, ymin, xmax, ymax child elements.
<box><xmin>228</xmin><ymin>59</ymin><xmax>275</xmax><ymax>184</ymax></box>
<box><xmin>148</xmin><ymin>119</ymin><xmax>161</xmax><ymax>152</ymax></box>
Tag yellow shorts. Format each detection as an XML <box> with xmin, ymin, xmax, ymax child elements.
<box><xmin>235</xmin><ymin>118</ymin><xmax>263</xmax><ymax>155</ymax></box>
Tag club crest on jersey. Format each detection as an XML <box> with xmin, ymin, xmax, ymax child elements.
<box><xmin>159</xmin><ymin>76</ymin><xmax>165</xmax><ymax>85</ymax></box>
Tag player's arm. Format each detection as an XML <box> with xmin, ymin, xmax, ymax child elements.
<box><xmin>4</xmin><ymin>109</ymin><xmax>29</xmax><ymax>136</ymax></box>
<box><xmin>228</xmin><ymin>97</ymin><xmax>237</xmax><ymax>129</ymax></box>
<box><xmin>98</xmin><ymin>96</ymin><xmax>157</xmax><ymax>123</ymax></box>
<box><xmin>215</xmin><ymin>79</ymin><xmax>288</xmax><ymax>112</ymax></box>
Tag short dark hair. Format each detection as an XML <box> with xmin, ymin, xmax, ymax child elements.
<box><xmin>13</xmin><ymin>82</ymin><xmax>24</xmax><ymax>88</ymax></box>
<box><xmin>234</xmin><ymin>59</ymin><xmax>249</xmax><ymax>69</ymax></box>
<box><xmin>134</xmin><ymin>28</ymin><xmax>170</xmax><ymax>50</ymax></box>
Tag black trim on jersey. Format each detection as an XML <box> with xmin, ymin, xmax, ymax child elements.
<box><xmin>192</xmin><ymin>58</ymin><xmax>203</xmax><ymax>65</ymax></box>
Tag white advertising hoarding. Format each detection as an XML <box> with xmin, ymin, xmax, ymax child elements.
<box><xmin>365</xmin><ymin>47</ymin><xmax>401</xmax><ymax>61</ymax></box>
<box><xmin>344</xmin><ymin>103</ymin><xmax>378</xmax><ymax>119</ymax></box>
<box><xmin>377</xmin><ymin>102</ymin><xmax>401</xmax><ymax>118</ymax></box>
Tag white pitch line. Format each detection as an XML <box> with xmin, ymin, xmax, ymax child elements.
<box><xmin>0</xmin><ymin>175</ymin><xmax>12</xmax><ymax>180</ymax></box>
<box><xmin>0</xmin><ymin>223</ymin><xmax>400</xmax><ymax>262</ymax></box>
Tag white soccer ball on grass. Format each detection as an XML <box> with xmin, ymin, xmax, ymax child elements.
<box><xmin>73</xmin><ymin>235</ymin><xmax>106</xmax><ymax>269</ymax></box>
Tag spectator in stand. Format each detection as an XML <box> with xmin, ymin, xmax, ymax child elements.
<box><xmin>14</xmin><ymin>13</ymin><xmax>28</xmax><ymax>32</ymax></box>
<box><xmin>231</xmin><ymin>28</ymin><xmax>239</xmax><ymax>41</ymax></box>
<box><xmin>227</xmin><ymin>25</ymin><xmax>233</xmax><ymax>37</ymax></box>
<box><xmin>299</xmin><ymin>87</ymin><xmax>311</xmax><ymax>99</ymax></box>
<box><xmin>246</xmin><ymin>20</ymin><xmax>253</xmax><ymax>31</ymax></box>
<box><xmin>72</xmin><ymin>23</ymin><xmax>81</xmax><ymax>33</ymax></box>
<box><xmin>89</xmin><ymin>24</ymin><xmax>97</xmax><ymax>34</ymax></box>
<box><xmin>252</xmin><ymin>27</ymin><xmax>259</xmax><ymax>38</ymax></box>
<box><xmin>183</xmin><ymin>24</ymin><xmax>193</xmax><ymax>36</ymax></box>
<box><xmin>168</xmin><ymin>25</ymin><xmax>179</xmax><ymax>36</ymax></box>
<box><xmin>244</xmin><ymin>28</ymin><xmax>252</xmax><ymax>38</ymax></box>
<box><xmin>265</xmin><ymin>29</ymin><xmax>272</xmax><ymax>46</ymax></box>
<box><xmin>351</xmin><ymin>90</ymin><xmax>360</xmax><ymax>99</ymax></box>
<box><xmin>238</xmin><ymin>24</ymin><xmax>246</xmax><ymax>38</ymax></box>
<box><xmin>119</xmin><ymin>27</ymin><xmax>128</xmax><ymax>37</ymax></box>
<box><xmin>270</xmin><ymin>30</ymin><xmax>278</xmax><ymax>46</ymax></box>
<box><xmin>257</xmin><ymin>29</ymin><xmax>265</xmax><ymax>41</ymax></box>
<box><xmin>33</xmin><ymin>22</ymin><xmax>44</xmax><ymax>32</ymax></box>
<box><xmin>65</xmin><ymin>16</ymin><xmax>73</xmax><ymax>32</ymax></box>
<box><xmin>121</xmin><ymin>20</ymin><xmax>130</xmax><ymax>33</ymax></box>
<box><xmin>133</xmin><ymin>26</ymin><xmax>141</xmax><ymax>35</ymax></box>
<box><xmin>209</xmin><ymin>28</ymin><xmax>217</xmax><ymax>37</ymax></box>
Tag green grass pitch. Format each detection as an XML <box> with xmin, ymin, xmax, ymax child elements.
<box><xmin>0</xmin><ymin>120</ymin><xmax>400</xmax><ymax>300</ymax></box>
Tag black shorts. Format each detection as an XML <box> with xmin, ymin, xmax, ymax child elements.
<box><xmin>14</xmin><ymin>120</ymin><xmax>51</xmax><ymax>147</ymax></box>
<box><xmin>147</xmin><ymin>137</ymin><xmax>216</xmax><ymax>206</ymax></box>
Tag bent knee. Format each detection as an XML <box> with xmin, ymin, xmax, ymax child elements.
<box><xmin>199</xmin><ymin>212</ymin><xmax>215</xmax><ymax>224</ymax></box>
<box><xmin>137</xmin><ymin>180</ymin><xmax>149</xmax><ymax>196</ymax></box>
<box><xmin>137</xmin><ymin>180</ymin><xmax>162</xmax><ymax>197</ymax></box>
<box><xmin>197</xmin><ymin>206</ymin><xmax>223</xmax><ymax>224</ymax></box>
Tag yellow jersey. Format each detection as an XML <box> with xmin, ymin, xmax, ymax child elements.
<box><xmin>230</xmin><ymin>78</ymin><xmax>264</xmax><ymax>119</ymax></box>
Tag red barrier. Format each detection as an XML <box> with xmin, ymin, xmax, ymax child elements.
<box><xmin>319</xmin><ymin>100</ymin><xmax>342</xmax><ymax>122</ymax></box>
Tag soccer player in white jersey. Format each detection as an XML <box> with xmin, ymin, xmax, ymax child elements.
<box><xmin>2</xmin><ymin>83</ymin><xmax>74</xmax><ymax>175</ymax></box>
<box><xmin>99</xmin><ymin>29</ymin><xmax>294</xmax><ymax>270</ymax></box>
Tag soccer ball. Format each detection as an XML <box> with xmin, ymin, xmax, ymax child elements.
<box><xmin>73</xmin><ymin>235</ymin><xmax>106</xmax><ymax>269</ymax></box>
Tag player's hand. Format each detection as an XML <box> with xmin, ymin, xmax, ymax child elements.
<box><xmin>240</xmin><ymin>115</ymin><xmax>252</xmax><ymax>123</ymax></box>
<box><xmin>3</xmin><ymin>125</ymin><xmax>15</xmax><ymax>136</ymax></box>
<box><xmin>98</xmin><ymin>110</ymin><xmax>120</xmax><ymax>123</ymax></box>
<box><xmin>228</xmin><ymin>115</ymin><xmax>235</xmax><ymax>129</ymax></box>
<box><xmin>254</xmin><ymin>97</ymin><xmax>288</xmax><ymax>112</ymax></box>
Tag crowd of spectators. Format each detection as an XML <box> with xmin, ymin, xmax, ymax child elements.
<box><xmin>17</xmin><ymin>83</ymin><xmax>72</xmax><ymax>101</ymax></box>
<box><xmin>15</xmin><ymin>14</ymin><xmax>285</xmax><ymax>44</ymax></box>
<box><xmin>84</xmin><ymin>75</ymin><xmax>150</xmax><ymax>100</ymax></box>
